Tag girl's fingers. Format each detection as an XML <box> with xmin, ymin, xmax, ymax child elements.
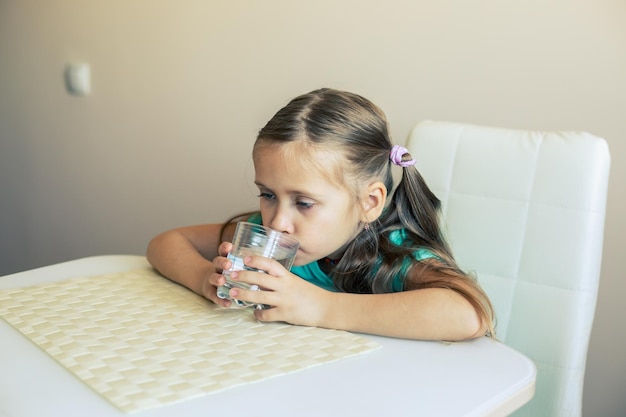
<box><xmin>229</xmin><ymin>286</ymin><xmax>275</xmax><ymax>308</ymax></box>
<box><xmin>241</xmin><ymin>256</ymin><xmax>288</xmax><ymax>277</ymax></box>
<box><xmin>218</xmin><ymin>241</ymin><xmax>233</xmax><ymax>257</ymax></box>
<box><xmin>201</xmin><ymin>275</ymin><xmax>232</xmax><ymax>307</ymax></box>
<box><xmin>228</xmin><ymin>269</ymin><xmax>277</xmax><ymax>292</ymax></box>
<box><xmin>211</xmin><ymin>255</ymin><xmax>232</xmax><ymax>276</ymax></box>
<box><xmin>253</xmin><ymin>306</ymin><xmax>279</xmax><ymax>322</ymax></box>
<box><xmin>221</xmin><ymin>256</ymin><xmax>292</xmax><ymax>310</ymax></box>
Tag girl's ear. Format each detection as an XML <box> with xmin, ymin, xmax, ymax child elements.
<box><xmin>361</xmin><ymin>181</ymin><xmax>387</xmax><ymax>223</ymax></box>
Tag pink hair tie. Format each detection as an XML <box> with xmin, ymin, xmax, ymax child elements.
<box><xmin>390</xmin><ymin>145</ymin><xmax>416</xmax><ymax>167</ymax></box>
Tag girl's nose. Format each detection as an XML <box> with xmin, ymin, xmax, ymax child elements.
<box><xmin>268</xmin><ymin>206</ymin><xmax>294</xmax><ymax>234</ymax></box>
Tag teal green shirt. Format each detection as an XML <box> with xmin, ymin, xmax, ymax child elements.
<box><xmin>246</xmin><ymin>213</ymin><xmax>435</xmax><ymax>292</ymax></box>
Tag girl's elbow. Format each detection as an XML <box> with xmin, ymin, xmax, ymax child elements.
<box><xmin>462</xmin><ymin>312</ymin><xmax>488</xmax><ymax>340</ymax></box>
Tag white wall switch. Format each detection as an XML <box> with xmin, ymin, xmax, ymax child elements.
<box><xmin>65</xmin><ymin>63</ymin><xmax>91</xmax><ymax>96</ymax></box>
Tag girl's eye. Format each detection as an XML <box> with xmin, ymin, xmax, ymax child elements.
<box><xmin>257</xmin><ymin>191</ymin><xmax>314</xmax><ymax>209</ymax></box>
<box><xmin>296</xmin><ymin>200</ymin><xmax>314</xmax><ymax>209</ymax></box>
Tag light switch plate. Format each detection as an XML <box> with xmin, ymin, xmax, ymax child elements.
<box><xmin>65</xmin><ymin>63</ymin><xmax>91</xmax><ymax>96</ymax></box>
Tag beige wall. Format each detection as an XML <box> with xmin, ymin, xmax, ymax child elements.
<box><xmin>1</xmin><ymin>1</ymin><xmax>624</xmax><ymax>415</ymax></box>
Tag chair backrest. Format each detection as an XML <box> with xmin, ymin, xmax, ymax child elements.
<box><xmin>405</xmin><ymin>121</ymin><xmax>610</xmax><ymax>417</ymax></box>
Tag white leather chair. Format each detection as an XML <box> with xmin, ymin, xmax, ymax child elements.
<box><xmin>405</xmin><ymin>121</ymin><xmax>610</xmax><ymax>417</ymax></box>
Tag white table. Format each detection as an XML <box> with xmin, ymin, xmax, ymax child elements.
<box><xmin>0</xmin><ymin>256</ymin><xmax>535</xmax><ymax>417</ymax></box>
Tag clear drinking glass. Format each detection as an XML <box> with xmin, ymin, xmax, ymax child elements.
<box><xmin>216</xmin><ymin>222</ymin><xmax>300</xmax><ymax>308</ymax></box>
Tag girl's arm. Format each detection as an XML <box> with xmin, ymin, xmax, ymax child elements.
<box><xmin>327</xmin><ymin>260</ymin><xmax>491</xmax><ymax>340</ymax></box>
<box><xmin>148</xmin><ymin>231</ymin><xmax>486</xmax><ymax>341</ymax></box>
<box><xmin>317</xmin><ymin>288</ymin><xmax>485</xmax><ymax>341</ymax></box>
<box><xmin>146</xmin><ymin>223</ymin><xmax>236</xmax><ymax>306</ymax></box>
<box><xmin>227</xmin><ymin>256</ymin><xmax>486</xmax><ymax>341</ymax></box>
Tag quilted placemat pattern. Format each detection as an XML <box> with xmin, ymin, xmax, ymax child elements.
<box><xmin>0</xmin><ymin>269</ymin><xmax>380</xmax><ymax>413</ymax></box>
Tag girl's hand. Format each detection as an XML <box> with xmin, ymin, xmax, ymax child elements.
<box><xmin>226</xmin><ymin>256</ymin><xmax>332</xmax><ymax>327</ymax></box>
<box><xmin>202</xmin><ymin>241</ymin><xmax>234</xmax><ymax>308</ymax></box>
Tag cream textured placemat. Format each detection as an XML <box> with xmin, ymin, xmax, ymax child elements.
<box><xmin>0</xmin><ymin>269</ymin><xmax>380</xmax><ymax>413</ymax></box>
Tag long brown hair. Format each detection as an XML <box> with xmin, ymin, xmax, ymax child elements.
<box><xmin>253</xmin><ymin>88</ymin><xmax>495</xmax><ymax>336</ymax></box>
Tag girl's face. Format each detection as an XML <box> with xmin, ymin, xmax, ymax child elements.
<box><xmin>253</xmin><ymin>142</ymin><xmax>362</xmax><ymax>266</ymax></box>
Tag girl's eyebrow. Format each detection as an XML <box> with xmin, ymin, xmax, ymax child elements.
<box><xmin>254</xmin><ymin>181</ymin><xmax>273</xmax><ymax>191</ymax></box>
<box><xmin>254</xmin><ymin>181</ymin><xmax>321</xmax><ymax>199</ymax></box>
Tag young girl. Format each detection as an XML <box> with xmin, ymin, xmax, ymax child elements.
<box><xmin>147</xmin><ymin>88</ymin><xmax>494</xmax><ymax>341</ymax></box>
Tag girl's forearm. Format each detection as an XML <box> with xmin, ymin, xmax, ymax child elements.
<box><xmin>319</xmin><ymin>288</ymin><xmax>484</xmax><ymax>341</ymax></box>
<box><xmin>146</xmin><ymin>231</ymin><xmax>216</xmax><ymax>296</ymax></box>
